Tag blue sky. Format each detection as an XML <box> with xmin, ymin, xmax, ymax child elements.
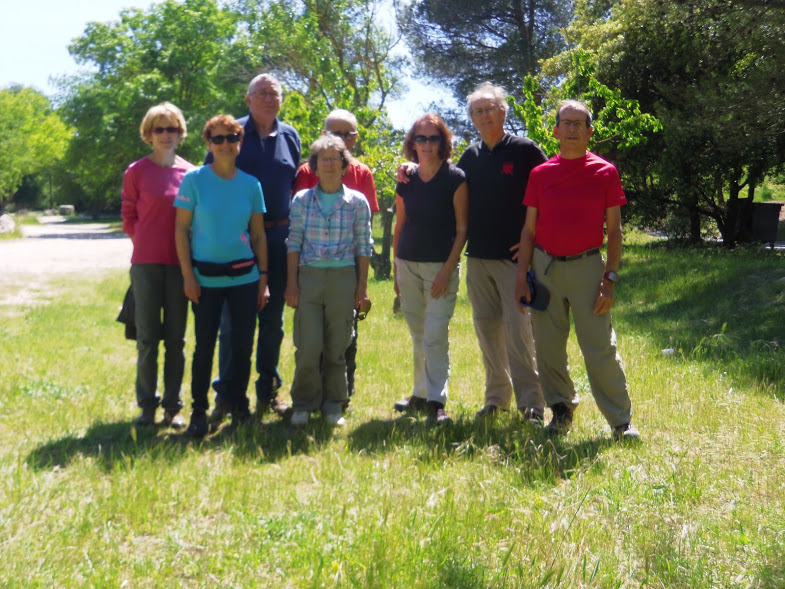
<box><xmin>0</xmin><ymin>0</ymin><xmax>453</xmax><ymax>129</ymax></box>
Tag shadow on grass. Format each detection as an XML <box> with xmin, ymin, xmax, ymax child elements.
<box><xmin>26</xmin><ymin>412</ymin><xmax>624</xmax><ymax>480</ymax></box>
<box><xmin>348</xmin><ymin>415</ymin><xmax>619</xmax><ymax>483</ymax></box>
<box><xmin>27</xmin><ymin>420</ymin><xmax>186</xmax><ymax>471</ymax></box>
<box><xmin>26</xmin><ymin>416</ymin><xmax>342</xmax><ymax>472</ymax></box>
<box><xmin>618</xmin><ymin>240</ymin><xmax>784</xmax><ymax>396</ymax></box>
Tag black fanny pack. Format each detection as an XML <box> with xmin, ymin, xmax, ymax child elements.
<box><xmin>192</xmin><ymin>258</ymin><xmax>256</xmax><ymax>277</ymax></box>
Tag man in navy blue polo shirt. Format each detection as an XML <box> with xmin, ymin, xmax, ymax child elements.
<box><xmin>209</xmin><ymin>73</ymin><xmax>301</xmax><ymax>424</ymax></box>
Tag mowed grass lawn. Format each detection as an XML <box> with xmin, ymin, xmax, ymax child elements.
<box><xmin>1</xmin><ymin>232</ymin><xmax>784</xmax><ymax>588</ymax></box>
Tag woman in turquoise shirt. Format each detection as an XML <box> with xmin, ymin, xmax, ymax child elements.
<box><xmin>174</xmin><ymin>115</ymin><xmax>270</xmax><ymax>438</ymax></box>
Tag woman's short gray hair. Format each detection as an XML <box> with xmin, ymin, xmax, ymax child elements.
<box><xmin>308</xmin><ymin>134</ymin><xmax>352</xmax><ymax>172</ymax></box>
<box><xmin>466</xmin><ymin>82</ymin><xmax>508</xmax><ymax>118</ymax></box>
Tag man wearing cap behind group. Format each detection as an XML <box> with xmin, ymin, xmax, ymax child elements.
<box><xmin>515</xmin><ymin>99</ymin><xmax>640</xmax><ymax>441</ymax></box>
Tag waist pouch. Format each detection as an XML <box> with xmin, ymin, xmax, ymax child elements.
<box><xmin>192</xmin><ymin>258</ymin><xmax>256</xmax><ymax>277</ymax></box>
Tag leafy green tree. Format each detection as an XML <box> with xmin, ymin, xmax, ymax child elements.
<box><xmin>0</xmin><ymin>86</ymin><xmax>71</xmax><ymax>213</ymax></box>
<box><xmin>230</xmin><ymin>0</ymin><xmax>406</xmax><ymax>277</ymax></box>
<box><xmin>234</xmin><ymin>0</ymin><xmax>405</xmax><ymax>121</ymax></box>
<box><xmin>513</xmin><ymin>57</ymin><xmax>662</xmax><ymax>158</ymax></box>
<box><xmin>399</xmin><ymin>0</ymin><xmax>572</xmax><ymax>131</ymax></box>
<box><xmin>57</xmin><ymin>0</ymin><xmax>238</xmax><ymax>214</ymax></box>
<box><xmin>551</xmin><ymin>0</ymin><xmax>785</xmax><ymax>244</ymax></box>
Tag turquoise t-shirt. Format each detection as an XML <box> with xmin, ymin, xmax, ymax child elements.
<box><xmin>175</xmin><ymin>165</ymin><xmax>266</xmax><ymax>288</ymax></box>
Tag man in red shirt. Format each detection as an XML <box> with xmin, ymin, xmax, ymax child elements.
<box><xmin>293</xmin><ymin>109</ymin><xmax>379</xmax><ymax>404</ymax></box>
<box><xmin>515</xmin><ymin>100</ymin><xmax>640</xmax><ymax>440</ymax></box>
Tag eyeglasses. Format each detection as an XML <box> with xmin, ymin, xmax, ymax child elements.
<box><xmin>152</xmin><ymin>126</ymin><xmax>181</xmax><ymax>134</ymax></box>
<box><xmin>471</xmin><ymin>106</ymin><xmax>498</xmax><ymax>117</ymax></box>
<box><xmin>209</xmin><ymin>133</ymin><xmax>241</xmax><ymax>145</ymax></box>
<box><xmin>318</xmin><ymin>156</ymin><xmax>342</xmax><ymax>164</ymax></box>
<box><xmin>328</xmin><ymin>131</ymin><xmax>358</xmax><ymax>140</ymax></box>
<box><xmin>414</xmin><ymin>134</ymin><xmax>442</xmax><ymax>145</ymax></box>
<box><xmin>558</xmin><ymin>120</ymin><xmax>588</xmax><ymax>129</ymax></box>
<box><xmin>250</xmin><ymin>89</ymin><xmax>281</xmax><ymax>100</ymax></box>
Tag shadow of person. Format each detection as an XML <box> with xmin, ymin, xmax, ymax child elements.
<box><xmin>183</xmin><ymin>417</ymin><xmax>339</xmax><ymax>463</ymax></box>
<box><xmin>26</xmin><ymin>419</ymin><xmax>186</xmax><ymax>472</ymax></box>
<box><xmin>347</xmin><ymin>415</ymin><xmax>616</xmax><ymax>484</ymax></box>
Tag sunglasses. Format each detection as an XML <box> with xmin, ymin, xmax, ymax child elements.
<box><xmin>329</xmin><ymin>131</ymin><xmax>358</xmax><ymax>140</ymax></box>
<box><xmin>209</xmin><ymin>133</ymin><xmax>241</xmax><ymax>145</ymax></box>
<box><xmin>152</xmin><ymin>126</ymin><xmax>181</xmax><ymax>134</ymax></box>
<box><xmin>414</xmin><ymin>134</ymin><xmax>441</xmax><ymax>145</ymax></box>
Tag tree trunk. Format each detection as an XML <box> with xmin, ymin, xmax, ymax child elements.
<box><xmin>723</xmin><ymin>178</ymin><xmax>742</xmax><ymax>247</ymax></box>
<box><xmin>737</xmin><ymin>181</ymin><xmax>756</xmax><ymax>243</ymax></box>
<box><xmin>370</xmin><ymin>206</ymin><xmax>395</xmax><ymax>280</ymax></box>
<box><xmin>689</xmin><ymin>209</ymin><xmax>701</xmax><ymax>242</ymax></box>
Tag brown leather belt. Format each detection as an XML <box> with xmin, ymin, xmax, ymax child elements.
<box><xmin>264</xmin><ymin>218</ymin><xmax>289</xmax><ymax>229</ymax></box>
<box><xmin>535</xmin><ymin>244</ymin><xmax>600</xmax><ymax>261</ymax></box>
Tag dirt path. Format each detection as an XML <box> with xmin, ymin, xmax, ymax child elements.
<box><xmin>0</xmin><ymin>217</ymin><xmax>132</xmax><ymax>306</ymax></box>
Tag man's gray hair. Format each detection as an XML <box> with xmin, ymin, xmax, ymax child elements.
<box><xmin>466</xmin><ymin>82</ymin><xmax>509</xmax><ymax>117</ymax></box>
<box><xmin>556</xmin><ymin>100</ymin><xmax>593</xmax><ymax>127</ymax></box>
<box><xmin>325</xmin><ymin>109</ymin><xmax>357</xmax><ymax>129</ymax></box>
<box><xmin>247</xmin><ymin>73</ymin><xmax>283</xmax><ymax>97</ymax></box>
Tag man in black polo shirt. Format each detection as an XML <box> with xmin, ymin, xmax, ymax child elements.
<box><xmin>459</xmin><ymin>82</ymin><xmax>547</xmax><ymax>422</ymax></box>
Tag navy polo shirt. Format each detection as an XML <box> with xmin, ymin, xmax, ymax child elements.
<box><xmin>457</xmin><ymin>133</ymin><xmax>547</xmax><ymax>260</ymax></box>
<box><xmin>205</xmin><ymin>116</ymin><xmax>301</xmax><ymax>223</ymax></box>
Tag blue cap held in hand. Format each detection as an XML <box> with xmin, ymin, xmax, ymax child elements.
<box><xmin>519</xmin><ymin>270</ymin><xmax>550</xmax><ymax>312</ymax></box>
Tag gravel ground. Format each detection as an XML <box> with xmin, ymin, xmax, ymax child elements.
<box><xmin>0</xmin><ymin>217</ymin><xmax>132</xmax><ymax>306</ymax></box>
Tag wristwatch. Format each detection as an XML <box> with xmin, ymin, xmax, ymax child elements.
<box><xmin>603</xmin><ymin>271</ymin><xmax>619</xmax><ymax>284</ymax></box>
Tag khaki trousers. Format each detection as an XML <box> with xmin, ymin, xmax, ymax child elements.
<box><xmin>290</xmin><ymin>265</ymin><xmax>357</xmax><ymax>414</ymax></box>
<box><xmin>530</xmin><ymin>247</ymin><xmax>632</xmax><ymax>427</ymax></box>
<box><xmin>466</xmin><ymin>257</ymin><xmax>543</xmax><ymax>412</ymax></box>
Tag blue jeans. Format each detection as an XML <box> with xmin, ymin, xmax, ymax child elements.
<box><xmin>213</xmin><ymin>225</ymin><xmax>288</xmax><ymax>403</ymax></box>
<box><xmin>191</xmin><ymin>281</ymin><xmax>258</xmax><ymax>415</ymax></box>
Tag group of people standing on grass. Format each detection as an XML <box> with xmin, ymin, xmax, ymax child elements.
<box><xmin>121</xmin><ymin>73</ymin><xmax>641</xmax><ymax>441</ymax></box>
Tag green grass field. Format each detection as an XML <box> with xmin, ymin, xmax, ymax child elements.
<box><xmin>1</xmin><ymin>232</ymin><xmax>784</xmax><ymax>587</ymax></box>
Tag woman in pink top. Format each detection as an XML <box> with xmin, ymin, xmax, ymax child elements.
<box><xmin>121</xmin><ymin>102</ymin><xmax>194</xmax><ymax>428</ymax></box>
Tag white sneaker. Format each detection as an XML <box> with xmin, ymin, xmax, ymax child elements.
<box><xmin>291</xmin><ymin>410</ymin><xmax>310</xmax><ymax>426</ymax></box>
<box><xmin>324</xmin><ymin>413</ymin><xmax>346</xmax><ymax>427</ymax></box>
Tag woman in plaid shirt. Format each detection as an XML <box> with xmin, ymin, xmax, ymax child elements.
<box><xmin>285</xmin><ymin>134</ymin><xmax>373</xmax><ymax>427</ymax></box>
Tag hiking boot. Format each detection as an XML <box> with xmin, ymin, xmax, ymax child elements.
<box><xmin>184</xmin><ymin>411</ymin><xmax>208</xmax><ymax>438</ymax></box>
<box><xmin>163</xmin><ymin>409</ymin><xmax>186</xmax><ymax>429</ymax></box>
<box><xmin>136</xmin><ymin>407</ymin><xmax>156</xmax><ymax>426</ymax></box>
<box><xmin>394</xmin><ymin>395</ymin><xmax>428</xmax><ymax>414</ymax></box>
<box><xmin>208</xmin><ymin>398</ymin><xmax>230</xmax><ymax>427</ymax></box>
<box><xmin>231</xmin><ymin>409</ymin><xmax>253</xmax><ymax>429</ymax></box>
<box><xmin>545</xmin><ymin>403</ymin><xmax>573</xmax><ymax>436</ymax></box>
<box><xmin>613</xmin><ymin>422</ymin><xmax>641</xmax><ymax>441</ymax></box>
<box><xmin>426</xmin><ymin>401</ymin><xmax>451</xmax><ymax>425</ymax></box>
<box><xmin>476</xmin><ymin>404</ymin><xmax>503</xmax><ymax>419</ymax></box>
<box><xmin>519</xmin><ymin>407</ymin><xmax>544</xmax><ymax>427</ymax></box>
<box><xmin>257</xmin><ymin>396</ymin><xmax>291</xmax><ymax>418</ymax></box>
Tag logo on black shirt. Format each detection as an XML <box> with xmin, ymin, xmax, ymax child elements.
<box><xmin>502</xmin><ymin>162</ymin><xmax>514</xmax><ymax>176</ymax></box>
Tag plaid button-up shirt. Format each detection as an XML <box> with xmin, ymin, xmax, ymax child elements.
<box><xmin>287</xmin><ymin>185</ymin><xmax>373</xmax><ymax>266</ymax></box>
